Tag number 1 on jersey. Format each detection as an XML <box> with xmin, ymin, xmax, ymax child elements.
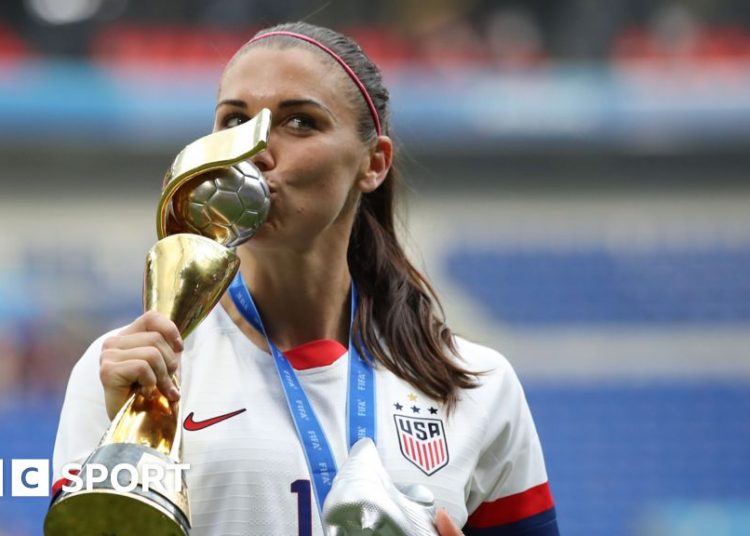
<box><xmin>291</xmin><ymin>479</ymin><xmax>312</xmax><ymax>536</ymax></box>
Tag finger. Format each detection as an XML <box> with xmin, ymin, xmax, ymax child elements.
<box><xmin>102</xmin><ymin>332</ymin><xmax>180</xmax><ymax>375</ymax></box>
<box><xmin>100</xmin><ymin>358</ymin><xmax>160</xmax><ymax>419</ymax></box>
<box><xmin>435</xmin><ymin>509</ymin><xmax>464</xmax><ymax>536</ymax></box>
<box><xmin>119</xmin><ymin>311</ymin><xmax>183</xmax><ymax>352</ymax></box>
<box><xmin>102</xmin><ymin>347</ymin><xmax>180</xmax><ymax>401</ymax></box>
<box><xmin>100</xmin><ymin>358</ymin><xmax>158</xmax><ymax>394</ymax></box>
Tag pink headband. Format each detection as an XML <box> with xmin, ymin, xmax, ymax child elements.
<box><xmin>246</xmin><ymin>30</ymin><xmax>382</xmax><ymax>136</ymax></box>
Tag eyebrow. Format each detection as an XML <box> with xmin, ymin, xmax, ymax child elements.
<box><xmin>215</xmin><ymin>98</ymin><xmax>334</xmax><ymax>118</ymax></box>
<box><xmin>215</xmin><ymin>98</ymin><xmax>246</xmax><ymax>110</ymax></box>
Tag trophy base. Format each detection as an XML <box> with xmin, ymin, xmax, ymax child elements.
<box><xmin>44</xmin><ymin>489</ymin><xmax>189</xmax><ymax>536</ymax></box>
<box><xmin>44</xmin><ymin>443</ymin><xmax>191</xmax><ymax>536</ymax></box>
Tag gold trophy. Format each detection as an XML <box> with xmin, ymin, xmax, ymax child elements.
<box><xmin>45</xmin><ymin>109</ymin><xmax>272</xmax><ymax>535</ymax></box>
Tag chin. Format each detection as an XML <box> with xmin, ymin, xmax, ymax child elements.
<box><xmin>241</xmin><ymin>220</ymin><xmax>289</xmax><ymax>250</ymax></box>
<box><xmin>245</xmin><ymin>225</ymin><xmax>275</xmax><ymax>245</ymax></box>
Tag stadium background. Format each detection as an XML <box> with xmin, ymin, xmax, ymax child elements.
<box><xmin>1</xmin><ymin>0</ymin><xmax>749</xmax><ymax>534</ymax></box>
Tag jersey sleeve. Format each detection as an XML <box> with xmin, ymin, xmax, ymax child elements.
<box><xmin>462</xmin><ymin>350</ymin><xmax>559</xmax><ymax>536</ymax></box>
<box><xmin>51</xmin><ymin>334</ymin><xmax>113</xmax><ymax>488</ymax></box>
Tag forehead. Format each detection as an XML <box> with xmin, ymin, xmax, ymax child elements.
<box><xmin>219</xmin><ymin>46</ymin><xmax>352</xmax><ymax>110</ymax></box>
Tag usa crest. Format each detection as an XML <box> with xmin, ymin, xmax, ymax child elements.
<box><xmin>393</xmin><ymin>414</ymin><xmax>449</xmax><ymax>475</ymax></box>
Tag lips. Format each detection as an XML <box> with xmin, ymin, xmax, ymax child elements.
<box><xmin>265</xmin><ymin>179</ymin><xmax>278</xmax><ymax>198</ymax></box>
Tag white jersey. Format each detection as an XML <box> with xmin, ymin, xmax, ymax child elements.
<box><xmin>53</xmin><ymin>305</ymin><xmax>558</xmax><ymax>535</ymax></box>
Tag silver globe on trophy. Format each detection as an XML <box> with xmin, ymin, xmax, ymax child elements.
<box><xmin>44</xmin><ymin>109</ymin><xmax>272</xmax><ymax>536</ymax></box>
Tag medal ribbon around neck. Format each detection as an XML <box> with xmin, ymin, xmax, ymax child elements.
<box><xmin>228</xmin><ymin>272</ymin><xmax>376</xmax><ymax>513</ymax></box>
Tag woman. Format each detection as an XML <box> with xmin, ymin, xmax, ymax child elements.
<box><xmin>53</xmin><ymin>22</ymin><xmax>559</xmax><ymax>536</ymax></box>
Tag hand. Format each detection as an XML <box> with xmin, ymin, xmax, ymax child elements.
<box><xmin>436</xmin><ymin>509</ymin><xmax>464</xmax><ymax>536</ymax></box>
<box><xmin>99</xmin><ymin>311</ymin><xmax>183</xmax><ymax>420</ymax></box>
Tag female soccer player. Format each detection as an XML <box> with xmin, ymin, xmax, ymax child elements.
<box><xmin>53</xmin><ymin>22</ymin><xmax>559</xmax><ymax>536</ymax></box>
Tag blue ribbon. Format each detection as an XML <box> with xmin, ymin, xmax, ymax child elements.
<box><xmin>228</xmin><ymin>272</ymin><xmax>376</xmax><ymax>513</ymax></box>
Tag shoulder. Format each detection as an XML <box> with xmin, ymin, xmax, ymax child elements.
<box><xmin>451</xmin><ymin>339</ymin><xmax>558</xmax><ymax>534</ymax></box>
<box><xmin>453</xmin><ymin>336</ymin><xmax>514</xmax><ymax>372</ymax></box>
<box><xmin>449</xmin><ymin>336</ymin><xmax>540</xmax><ymax>463</ymax></box>
<box><xmin>446</xmin><ymin>336</ymin><xmax>537</xmax><ymax>455</ymax></box>
<box><xmin>452</xmin><ymin>336</ymin><xmax>524</xmax><ymax>406</ymax></box>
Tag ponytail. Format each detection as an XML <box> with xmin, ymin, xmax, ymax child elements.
<box><xmin>349</xmin><ymin>166</ymin><xmax>479</xmax><ymax>409</ymax></box>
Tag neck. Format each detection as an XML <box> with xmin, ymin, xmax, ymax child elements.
<box><xmin>226</xmin><ymin>244</ymin><xmax>352</xmax><ymax>351</ymax></box>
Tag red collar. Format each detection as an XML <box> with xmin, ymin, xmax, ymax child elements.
<box><xmin>283</xmin><ymin>339</ymin><xmax>347</xmax><ymax>370</ymax></box>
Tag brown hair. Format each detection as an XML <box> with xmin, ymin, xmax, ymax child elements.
<box><xmin>240</xmin><ymin>22</ymin><xmax>479</xmax><ymax>409</ymax></box>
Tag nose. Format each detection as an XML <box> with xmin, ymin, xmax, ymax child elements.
<box><xmin>251</xmin><ymin>145</ymin><xmax>275</xmax><ymax>172</ymax></box>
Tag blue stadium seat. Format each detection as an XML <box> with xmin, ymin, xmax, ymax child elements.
<box><xmin>525</xmin><ymin>382</ymin><xmax>750</xmax><ymax>536</ymax></box>
<box><xmin>445</xmin><ymin>246</ymin><xmax>750</xmax><ymax>325</ymax></box>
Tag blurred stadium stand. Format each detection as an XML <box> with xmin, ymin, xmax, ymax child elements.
<box><xmin>446</xmin><ymin>247</ymin><xmax>750</xmax><ymax>325</ymax></box>
<box><xmin>1</xmin><ymin>1</ymin><xmax>749</xmax><ymax>535</ymax></box>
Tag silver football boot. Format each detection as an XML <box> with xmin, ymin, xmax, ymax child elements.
<box><xmin>323</xmin><ymin>438</ymin><xmax>438</xmax><ymax>536</ymax></box>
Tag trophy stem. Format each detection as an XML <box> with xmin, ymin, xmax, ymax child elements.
<box><xmin>107</xmin><ymin>385</ymin><xmax>180</xmax><ymax>458</ymax></box>
<box><xmin>144</xmin><ymin>234</ymin><xmax>241</xmax><ymax>338</ymax></box>
<box><xmin>102</xmin><ymin>233</ymin><xmax>240</xmax><ymax>459</ymax></box>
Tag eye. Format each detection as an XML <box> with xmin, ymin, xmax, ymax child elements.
<box><xmin>286</xmin><ymin>114</ymin><xmax>316</xmax><ymax>131</ymax></box>
<box><xmin>220</xmin><ymin>113</ymin><xmax>248</xmax><ymax>129</ymax></box>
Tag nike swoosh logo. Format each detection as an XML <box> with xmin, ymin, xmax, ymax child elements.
<box><xmin>184</xmin><ymin>408</ymin><xmax>247</xmax><ymax>431</ymax></box>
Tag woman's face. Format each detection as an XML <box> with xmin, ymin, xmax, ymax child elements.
<box><xmin>214</xmin><ymin>45</ymin><xmax>379</xmax><ymax>253</ymax></box>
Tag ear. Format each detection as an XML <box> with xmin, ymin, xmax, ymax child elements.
<box><xmin>357</xmin><ymin>135</ymin><xmax>393</xmax><ymax>193</ymax></box>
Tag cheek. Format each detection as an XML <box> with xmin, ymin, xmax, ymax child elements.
<box><xmin>285</xmin><ymin>146</ymin><xmax>360</xmax><ymax>216</ymax></box>
<box><xmin>290</xmin><ymin>174</ymin><xmax>352</xmax><ymax>228</ymax></box>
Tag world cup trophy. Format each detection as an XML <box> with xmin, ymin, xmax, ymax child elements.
<box><xmin>44</xmin><ymin>109</ymin><xmax>273</xmax><ymax>535</ymax></box>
